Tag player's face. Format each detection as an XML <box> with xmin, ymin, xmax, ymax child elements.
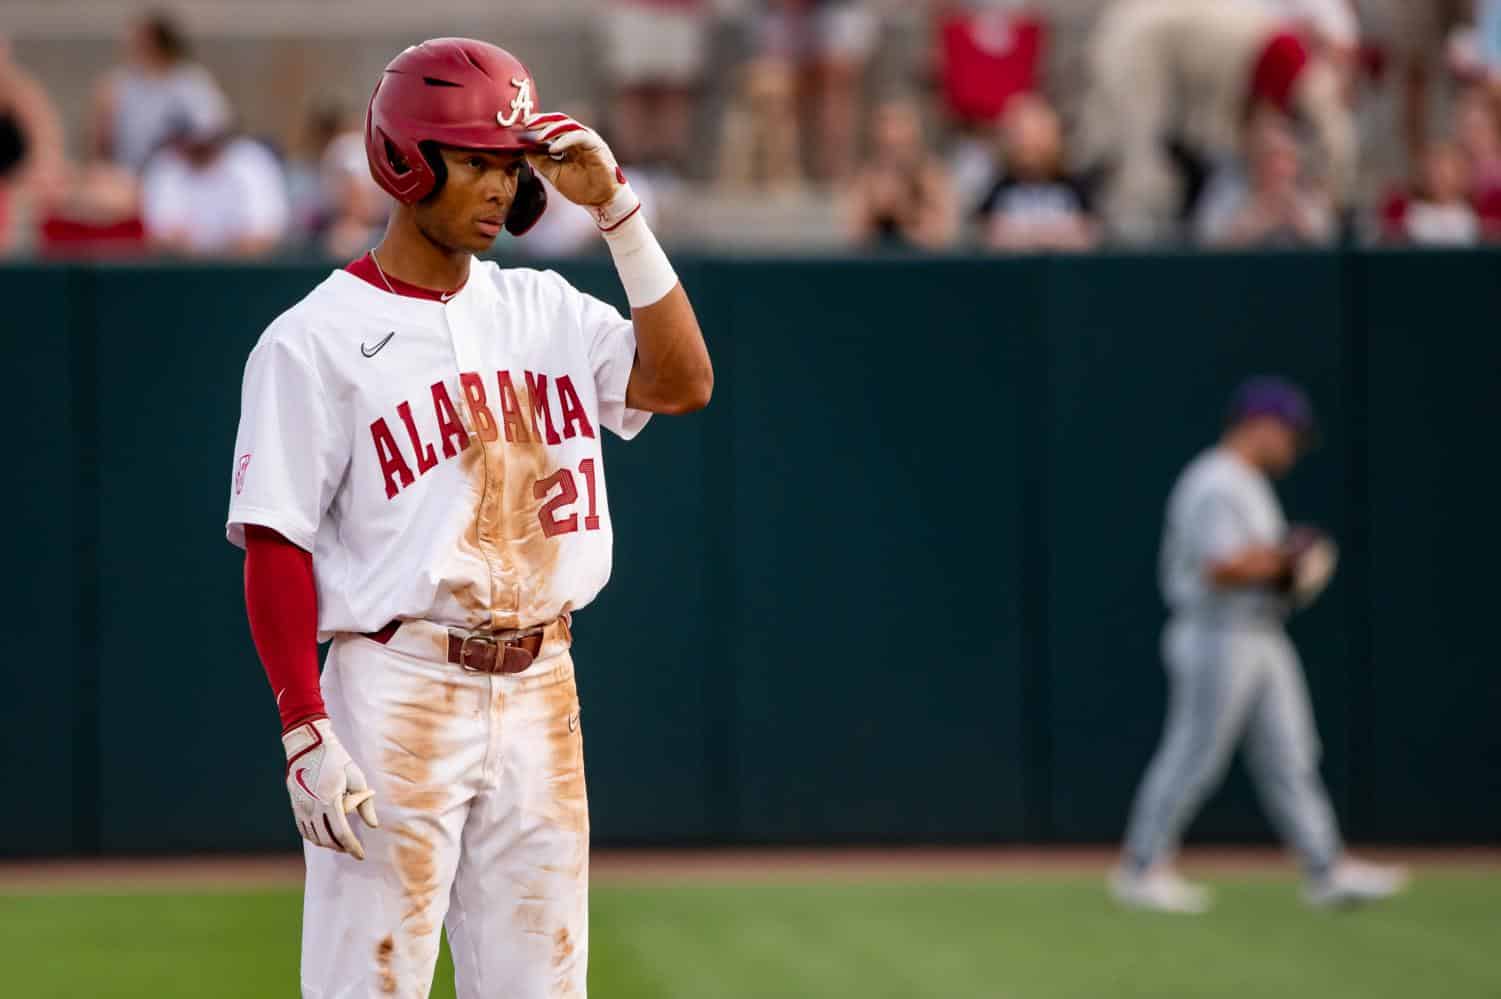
<box><xmin>1263</xmin><ymin>422</ymin><xmax>1301</xmax><ymax>477</ymax></box>
<box><xmin>414</xmin><ymin>147</ymin><xmax>527</xmax><ymax>253</ymax></box>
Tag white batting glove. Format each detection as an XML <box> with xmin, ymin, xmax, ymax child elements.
<box><xmin>523</xmin><ymin>113</ymin><xmax>642</xmax><ymax>232</ymax></box>
<box><xmin>282</xmin><ymin>718</ymin><xmax>380</xmax><ymax>860</ymax></box>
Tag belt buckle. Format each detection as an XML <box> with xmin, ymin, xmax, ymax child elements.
<box><xmin>458</xmin><ymin>633</ymin><xmax>499</xmax><ymax>672</ymax></box>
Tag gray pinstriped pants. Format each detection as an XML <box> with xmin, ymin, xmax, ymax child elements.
<box><xmin>1121</xmin><ymin>617</ymin><xmax>1341</xmax><ymax>876</ymax></box>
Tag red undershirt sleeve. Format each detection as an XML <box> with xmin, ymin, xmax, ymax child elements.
<box><xmin>244</xmin><ymin>524</ymin><xmax>326</xmax><ymax>732</ymax></box>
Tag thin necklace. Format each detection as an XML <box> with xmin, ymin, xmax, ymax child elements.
<box><xmin>368</xmin><ymin>248</ymin><xmax>398</xmax><ymax>295</ymax></box>
<box><xmin>370</xmin><ymin>248</ymin><xmax>460</xmax><ymax>301</ymax></box>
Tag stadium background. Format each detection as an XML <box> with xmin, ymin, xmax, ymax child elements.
<box><xmin>1</xmin><ymin>2</ymin><xmax>1498</xmax><ymax>997</ymax></box>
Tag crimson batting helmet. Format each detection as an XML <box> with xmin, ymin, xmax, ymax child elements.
<box><xmin>365</xmin><ymin>38</ymin><xmax>548</xmax><ymax>235</ymax></box>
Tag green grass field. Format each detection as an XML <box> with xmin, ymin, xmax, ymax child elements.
<box><xmin>4</xmin><ymin>871</ymin><xmax>1498</xmax><ymax>998</ymax></box>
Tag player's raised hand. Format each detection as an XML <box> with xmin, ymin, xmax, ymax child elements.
<box><xmin>522</xmin><ymin>113</ymin><xmax>641</xmax><ymax>230</ymax></box>
<box><xmin>282</xmin><ymin>718</ymin><xmax>380</xmax><ymax>860</ymax></box>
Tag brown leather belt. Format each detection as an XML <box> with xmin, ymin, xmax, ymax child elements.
<box><xmin>365</xmin><ymin>621</ymin><xmax>544</xmax><ymax>675</ymax></box>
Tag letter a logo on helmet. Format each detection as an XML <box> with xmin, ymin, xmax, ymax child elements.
<box><xmin>364</xmin><ymin>38</ymin><xmax>549</xmax><ymax>235</ymax></box>
<box><xmin>496</xmin><ymin>78</ymin><xmax>534</xmax><ymax>128</ymax></box>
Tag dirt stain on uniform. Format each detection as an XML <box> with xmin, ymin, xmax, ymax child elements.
<box><xmin>543</xmin><ymin>669</ymin><xmax>590</xmax><ymax>996</ymax></box>
<box><xmin>383</xmin><ymin>694</ymin><xmax>444</xmax><ymax>791</ymax></box>
<box><xmin>444</xmin><ymin>381</ymin><xmax>566</xmax><ymax>632</ymax></box>
<box><xmin>375</xmin><ymin>936</ymin><xmax>397</xmax><ymax>995</ymax></box>
<box><xmin>541</xmin><ymin>608</ymin><xmax>574</xmax><ymax>661</ymax></box>
<box><xmin>514</xmin><ymin>883</ymin><xmax>549</xmax><ymax>938</ymax></box>
<box><xmin>381</xmin><ymin>676</ymin><xmax>467</xmax><ymax>978</ymax></box>
<box><xmin>380</xmin><ymin>374</ymin><xmax>583</xmax><ymax>992</ymax></box>
<box><xmin>394</xmin><ymin>825</ymin><xmax>441</xmax><ymax>938</ymax></box>
<box><xmin>445</xmin><ymin>436</ymin><xmax>491</xmax><ymax>623</ymax></box>
<box><xmin>539</xmin><ymin>671</ymin><xmax>589</xmax><ymax>839</ymax></box>
<box><xmin>553</xmin><ymin>926</ymin><xmax>577</xmax><ymax>996</ymax></box>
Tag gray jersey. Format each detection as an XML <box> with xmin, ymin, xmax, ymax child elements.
<box><xmin>1159</xmin><ymin>447</ymin><xmax>1288</xmax><ymax>622</ymax></box>
<box><xmin>1124</xmin><ymin>445</ymin><xmax>1342</xmax><ymax>878</ymax></box>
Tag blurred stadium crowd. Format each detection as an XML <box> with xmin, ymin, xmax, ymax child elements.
<box><xmin>2</xmin><ymin>0</ymin><xmax>1501</xmax><ymax>258</ymax></box>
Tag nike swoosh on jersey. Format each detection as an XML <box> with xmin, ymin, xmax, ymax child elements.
<box><xmin>361</xmin><ymin>332</ymin><xmax>396</xmax><ymax>358</ymax></box>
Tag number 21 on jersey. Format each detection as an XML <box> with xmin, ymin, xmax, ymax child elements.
<box><xmin>535</xmin><ymin>459</ymin><xmax>600</xmax><ymax>537</ymax></box>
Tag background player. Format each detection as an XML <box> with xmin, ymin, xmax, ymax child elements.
<box><xmin>1110</xmin><ymin>377</ymin><xmax>1407</xmax><ymax>913</ymax></box>
<box><xmin>226</xmin><ymin>38</ymin><xmax>712</xmax><ymax>997</ymax></box>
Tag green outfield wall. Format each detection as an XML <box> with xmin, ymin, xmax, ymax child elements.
<box><xmin>2</xmin><ymin>249</ymin><xmax>1497</xmax><ymax>855</ymax></box>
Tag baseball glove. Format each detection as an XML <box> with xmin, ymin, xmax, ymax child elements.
<box><xmin>1281</xmin><ymin>525</ymin><xmax>1338</xmax><ymax>609</ymax></box>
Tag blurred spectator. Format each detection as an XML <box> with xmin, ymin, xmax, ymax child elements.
<box><xmin>947</xmin><ymin>119</ymin><xmax>1004</xmax><ymax>218</ymax></box>
<box><xmin>90</xmin><ymin>10</ymin><xmax>230</xmax><ymax>174</ymax></box>
<box><xmin>1248</xmin><ymin>0</ymin><xmax>1360</xmax><ymax>110</ymax></box>
<box><xmin>317</xmin><ymin>132</ymin><xmax>390</xmax><ymax>260</ymax></box>
<box><xmin>602</xmin><ymin>1</ymin><xmax>708</xmax><ymax>171</ymax></box>
<box><xmin>846</xmin><ymin>97</ymin><xmax>956</xmax><ymax>249</ymax></box>
<box><xmin>757</xmin><ymin>0</ymin><xmax>880</xmax><ymax>184</ymax></box>
<box><xmin>975</xmin><ymin>94</ymin><xmax>1095</xmax><ymax>251</ymax></box>
<box><xmin>1082</xmin><ymin>0</ymin><xmax>1355</xmax><ymax>244</ymax></box>
<box><xmin>1378</xmin><ymin>84</ymin><xmax>1501</xmax><ymax>244</ymax></box>
<box><xmin>286</xmin><ymin>102</ymin><xmax>356</xmax><ymax>243</ymax></box>
<box><xmin>1456</xmin><ymin>87</ymin><xmax>1501</xmax><ymax>186</ymax></box>
<box><xmin>1249</xmin><ymin>0</ymin><xmax>1359</xmax><ymax>69</ymax></box>
<box><xmin>34</xmin><ymin>162</ymin><xmax>144</xmax><ymax>259</ymax></box>
<box><xmin>5</xmin><ymin>0</ymin><xmax>1501</xmax><ymax>260</ymax></box>
<box><xmin>717</xmin><ymin>59</ymin><xmax>803</xmax><ymax>191</ymax></box>
<box><xmin>140</xmin><ymin>98</ymin><xmax>289</xmax><ymax>257</ymax></box>
<box><xmin>0</xmin><ymin>37</ymin><xmax>66</xmax><ymax>254</ymax></box>
<box><xmin>1196</xmin><ymin>108</ymin><xmax>1334</xmax><ymax>247</ymax></box>
<box><xmin>933</xmin><ymin>1</ymin><xmax>1048</xmax><ymax>211</ymax></box>
<box><xmin>1389</xmin><ymin>143</ymin><xmax>1480</xmax><ymax>245</ymax></box>
<box><xmin>1392</xmin><ymin>0</ymin><xmax>1474</xmax><ymax>172</ymax></box>
<box><xmin>1455</xmin><ymin>85</ymin><xmax>1501</xmax><ymax>234</ymax></box>
<box><xmin>934</xmin><ymin>1</ymin><xmax>1045</xmax><ymax>126</ymax></box>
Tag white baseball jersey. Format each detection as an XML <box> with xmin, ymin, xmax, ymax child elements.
<box><xmin>225</xmin><ymin>258</ymin><xmax>648</xmax><ymax>637</ymax></box>
<box><xmin>1159</xmin><ymin>446</ymin><xmax>1289</xmax><ymax>622</ymax></box>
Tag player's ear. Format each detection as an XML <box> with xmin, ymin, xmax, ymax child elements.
<box><xmin>505</xmin><ymin>161</ymin><xmax>548</xmax><ymax>235</ymax></box>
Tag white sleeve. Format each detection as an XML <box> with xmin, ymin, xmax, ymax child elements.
<box><xmin>573</xmin><ymin>283</ymin><xmax>652</xmax><ymax>441</ymax></box>
<box><xmin>225</xmin><ymin>331</ymin><xmax>347</xmax><ymax>551</ymax></box>
<box><xmin>1196</xmin><ymin>491</ymin><xmax>1253</xmax><ymax>567</ymax></box>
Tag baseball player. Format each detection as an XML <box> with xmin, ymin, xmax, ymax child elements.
<box><xmin>226</xmin><ymin>39</ymin><xmax>712</xmax><ymax>997</ymax></box>
<box><xmin>1110</xmin><ymin>378</ymin><xmax>1407</xmax><ymax>913</ymax></box>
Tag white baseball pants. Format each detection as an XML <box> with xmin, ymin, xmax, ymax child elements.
<box><xmin>300</xmin><ymin>620</ymin><xmax>588</xmax><ymax>998</ymax></box>
<box><xmin>1121</xmin><ymin>617</ymin><xmax>1342</xmax><ymax>878</ymax></box>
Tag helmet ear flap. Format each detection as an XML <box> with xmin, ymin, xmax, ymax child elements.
<box><xmin>365</xmin><ymin>114</ymin><xmax>438</xmax><ymax>204</ymax></box>
<box><xmin>417</xmin><ymin>142</ymin><xmax>448</xmax><ymax>203</ymax></box>
<box><xmin>505</xmin><ymin>160</ymin><xmax>548</xmax><ymax>236</ymax></box>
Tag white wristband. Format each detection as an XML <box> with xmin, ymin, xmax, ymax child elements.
<box><xmin>591</xmin><ymin>183</ymin><xmax>641</xmax><ymax>232</ymax></box>
<box><xmin>599</xmin><ymin>192</ymin><xmax>678</xmax><ymax>310</ymax></box>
